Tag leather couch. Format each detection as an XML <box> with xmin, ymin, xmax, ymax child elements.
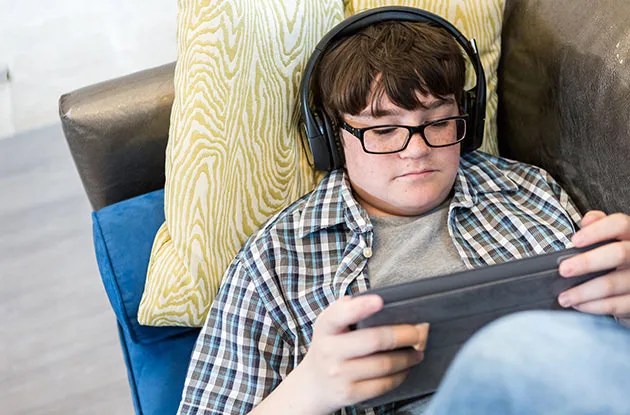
<box><xmin>58</xmin><ymin>1</ymin><xmax>630</xmax><ymax>414</ymax></box>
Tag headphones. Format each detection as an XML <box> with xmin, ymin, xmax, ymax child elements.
<box><xmin>299</xmin><ymin>6</ymin><xmax>487</xmax><ymax>171</ymax></box>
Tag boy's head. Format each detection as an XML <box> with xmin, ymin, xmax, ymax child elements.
<box><xmin>312</xmin><ymin>20</ymin><xmax>468</xmax><ymax>217</ymax></box>
<box><xmin>313</xmin><ymin>21</ymin><xmax>466</xmax><ymax>128</ymax></box>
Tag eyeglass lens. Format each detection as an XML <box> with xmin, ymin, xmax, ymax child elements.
<box><xmin>363</xmin><ymin>118</ymin><xmax>465</xmax><ymax>153</ymax></box>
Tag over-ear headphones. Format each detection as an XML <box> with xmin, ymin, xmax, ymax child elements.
<box><xmin>299</xmin><ymin>6</ymin><xmax>487</xmax><ymax>171</ymax></box>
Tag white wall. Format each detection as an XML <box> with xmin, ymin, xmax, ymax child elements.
<box><xmin>0</xmin><ymin>0</ymin><xmax>178</xmax><ymax>139</ymax></box>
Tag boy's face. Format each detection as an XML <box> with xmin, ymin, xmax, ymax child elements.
<box><xmin>341</xmin><ymin>92</ymin><xmax>461</xmax><ymax>217</ymax></box>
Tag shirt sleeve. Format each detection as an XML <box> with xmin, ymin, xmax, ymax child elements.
<box><xmin>178</xmin><ymin>259</ymin><xmax>293</xmax><ymax>414</ymax></box>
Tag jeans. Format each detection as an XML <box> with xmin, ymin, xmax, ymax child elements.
<box><xmin>425</xmin><ymin>310</ymin><xmax>630</xmax><ymax>415</ymax></box>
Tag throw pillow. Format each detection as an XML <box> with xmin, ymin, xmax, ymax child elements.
<box><xmin>138</xmin><ymin>0</ymin><xmax>344</xmax><ymax>326</ymax></box>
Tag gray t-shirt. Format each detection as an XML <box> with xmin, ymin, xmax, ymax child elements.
<box><xmin>368</xmin><ymin>198</ymin><xmax>467</xmax><ymax>414</ymax></box>
<box><xmin>368</xmin><ymin>197</ymin><xmax>466</xmax><ymax>289</ymax></box>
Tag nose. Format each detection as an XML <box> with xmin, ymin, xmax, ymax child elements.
<box><xmin>399</xmin><ymin>131</ymin><xmax>431</xmax><ymax>159</ymax></box>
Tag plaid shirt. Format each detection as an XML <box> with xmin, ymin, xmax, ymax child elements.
<box><xmin>178</xmin><ymin>151</ymin><xmax>582</xmax><ymax>415</ymax></box>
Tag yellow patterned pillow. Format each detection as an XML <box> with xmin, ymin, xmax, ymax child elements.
<box><xmin>139</xmin><ymin>0</ymin><xmax>345</xmax><ymax>326</ymax></box>
<box><xmin>345</xmin><ymin>0</ymin><xmax>505</xmax><ymax>155</ymax></box>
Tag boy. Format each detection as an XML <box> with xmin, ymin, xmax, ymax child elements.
<box><xmin>179</xmin><ymin>16</ymin><xmax>630</xmax><ymax>415</ymax></box>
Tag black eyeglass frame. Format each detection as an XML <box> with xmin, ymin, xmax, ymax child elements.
<box><xmin>341</xmin><ymin>114</ymin><xmax>468</xmax><ymax>154</ymax></box>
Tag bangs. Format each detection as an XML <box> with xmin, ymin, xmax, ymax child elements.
<box><xmin>315</xmin><ymin>21</ymin><xmax>466</xmax><ymax>122</ymax></box>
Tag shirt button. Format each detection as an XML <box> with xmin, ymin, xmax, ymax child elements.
<box><xmin>363</xmin><ymin>247</ymin><xmax>373</xmax><ymax>258</ymax></box>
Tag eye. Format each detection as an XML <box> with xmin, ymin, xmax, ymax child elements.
<box><xmin>371</xmin><ymin>127</ymin><xmax>399</xmax><ymax>136</ymax></box>
<box><xmin>430</xmin><ymin>120</ymin><xmax>451</xmax><ymax>129</ymax></box>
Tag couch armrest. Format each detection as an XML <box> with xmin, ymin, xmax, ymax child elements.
<box><xmin>59</xmin><ymin>62</ymin><xmax>175</xmax><ymax>210</ymax></box>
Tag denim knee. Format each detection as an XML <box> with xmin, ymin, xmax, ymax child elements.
<box><xmin>426</xmin><ymin>311</ymin><xmax>630</xmax><ymax>415</ymax></box>
<box><xmin>458</xmin><ymin>310</ymin><xmax>619</xmax><ymax>363</ymax></box>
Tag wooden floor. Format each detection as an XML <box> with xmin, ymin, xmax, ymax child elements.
<box><xmin>0</xmin><ymin>124</ymin><xmax>133</xmax><ymax>414</ymax></box>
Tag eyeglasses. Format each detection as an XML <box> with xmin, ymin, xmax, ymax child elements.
<box><xmin>341</xmin><ymin>115</ymin><xmax>467</xmax><ymax>154</ymax></box>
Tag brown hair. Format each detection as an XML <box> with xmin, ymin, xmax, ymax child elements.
<box><xmin>313</xmin><ymin>21</ymin><xmax>466</xmax><ymax>125</ymax></box>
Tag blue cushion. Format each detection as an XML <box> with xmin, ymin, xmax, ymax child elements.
<box><xmin>118</xmin><ymin>323</ymin><xmax>199</xmax><ymax>415</ymax></box>
<box><xmin>92</xmin><ymin>189</ymin><xmax>201</xmax><ymax>414</ymax></box>
<box><xmin>92</xmin><ymin>189</ymin><xmax>195</xmax><ymax>343</ymax></box>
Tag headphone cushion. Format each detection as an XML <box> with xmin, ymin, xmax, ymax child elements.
<box><xmin>321</xmin><ymin>112</ymin><xmax>343</xmax><ymax>169</ymax></box>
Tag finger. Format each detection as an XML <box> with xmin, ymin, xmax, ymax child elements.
<box><xmin>572</xmin><ymin>213</ymin><xmax>630</xmax><ymax>247</ymax></box>
<box><xmin>413</xmin><ymin>323</ymin><xmax>430</xmax><ymax>351</ymax></box>
<box><xmin>345</xmin><ymin>370</ymin><xmax>410</xmax><ymax>405</ymax></box>
<box><xmin>558</xmin><ymin>268</ymin><xmax>630</xmax><ymax>307</ymax></box>
<box><xmin>579</xmin><ymin>210</ymin><xmax>607</xmax><ymax>228</ymax></box>
<box><xmin>343</xmin><ymin>348</ymin><xmax>424</xmax><ymax>381</ymax></box>
<box><xmin>571</xmin><ymin>294</ymin><xmax>630</xmax><ymax>317</ymax></box>
<box><xmin>559</xmin><ymin>241</ymin><xmax>630</xmax><ymax>277</ymax></box>
<box><xmin>315</xmin><ymin>295</ymin><xmax>383</xmax><ymax>335</ymax></box>
<box><xmin>334</xmin><ymin>323</ymin><xmax>429</xmax><ymax>359</ymax></box>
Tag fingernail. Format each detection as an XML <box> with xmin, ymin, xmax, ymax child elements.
<box><xmin>416</xmin><ymin>323</ymin><xmax>430</xmax><ymax>334</ymax></box>
<box><xmin>558</xmin><ymin>293</ymin><xmax>571</xmax><ymax>307</ymax></box>
<box><xmin>572</xmin><ymin>233</ymin><xmax>584</xmax><ymax>246</ymax></box>
<box><xmin>414</xmin><ymin>323</ymin><xmax>430</xmax><ymax>351</ymax></box>
<box><xmin>559</xmin><ymin>262</ymin><xmax>574</xmax><ymax>277</ymax></box>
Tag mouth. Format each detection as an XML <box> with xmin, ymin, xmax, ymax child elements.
<box><xmin>396</xmin><ymin>169</ymin><xmax>437</xmax><ymax>179</ymax></box>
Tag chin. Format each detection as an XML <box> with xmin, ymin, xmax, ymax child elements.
<box><xmin>404</xmin><ymin>194</ymin><xmax>446</xmax><ymax>214</ymax></box>
<box><xmin>403</xmin><ymin>205</ymin><xmax>436</xmax><ymax>216</ymax></box>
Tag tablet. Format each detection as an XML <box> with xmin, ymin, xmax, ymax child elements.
<box><xmin>354</xmin><ymin>242</ymin><xmax>612</xmax><ymax>407</ymax></box>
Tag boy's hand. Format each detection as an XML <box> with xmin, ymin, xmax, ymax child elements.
<box><xmin>558</xmin><ymin>211</ymin><xmax>630</xmax><ymax>319</ymax></box>
<box><xmin>293</xmin><ymin>294</ymin><xmax>429</xmax><ymax>414</ymax></box>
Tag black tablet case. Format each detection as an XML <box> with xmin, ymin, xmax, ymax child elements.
<box><xmin>355</xmin><ymin>243</ymin><xmax>609</xmax><ymax>407</ymax></box>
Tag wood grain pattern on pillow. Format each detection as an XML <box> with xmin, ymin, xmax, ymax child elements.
<box><xmin>139</xmin><ymin>0</ymin><xmax>344</xmax><ymax>326</ymax></box>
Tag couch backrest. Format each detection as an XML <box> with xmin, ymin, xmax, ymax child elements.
<box><xmin>61</xmin><ymin>3</ymin><xmax>630</xmax><ymax>215</ymax></box>
<box><xmin>498</xmin><ymin>0</ymin><xmax>630</xmax><ymax>214</ymax></box>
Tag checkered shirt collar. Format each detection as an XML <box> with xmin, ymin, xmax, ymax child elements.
<box><xmin>297</xmin><ymin>169</ymin><xmax>371</xmax><ymax>238</ymax></box>
<box><xmin>453</xmin><ymin>152</ymin><xmax>519</xmax><ymax>207</ymax></box>
<box><xmin>297</xmin><ymin>151</ymin><xmax>520</xmax><ymax>238</ymax></box>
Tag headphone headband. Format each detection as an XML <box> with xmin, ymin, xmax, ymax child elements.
<box><xmin>300</xmin><ymin>6</ymin><xmax>487</xmax><ymax>171</ymax></box>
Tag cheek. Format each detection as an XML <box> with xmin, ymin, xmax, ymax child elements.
<box><xmin>343</xmin><ymin>140</ymin><xmax>384</xmax><ymax>182</ymax></box>
<box><xmin>342</xmin><ymin>136</ymin><xmax>364</xmax><ymax>169</ymax></box>
<box><xmin>441</xmin><ymin>146</ymin><xmax>461</xmax><ymax>173</ymax></box>
<box><xmin>345</xmin><ymin>151</ymin><xmax>369</xmax><ymax>179</ymax></box>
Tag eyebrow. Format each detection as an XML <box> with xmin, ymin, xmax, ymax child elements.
<box><xmin>358</xmin><ymin>96</ymin><xmax>456</xmax><ymax>118</ymax></box>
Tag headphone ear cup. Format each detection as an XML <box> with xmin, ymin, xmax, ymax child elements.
<box><xmin>307</xmin><ymin>110</ymin><xmax>336</xmax><ymax>171</ymax></box>
<box><xmin>462</xmin><ymin>91</ymin><xmax>479</xmax><ymax>152</ymax></box>
<box><xmin>321</xmin><ymin>112</ymin><xmax>344</xmax><ymax>170</ymax></box>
